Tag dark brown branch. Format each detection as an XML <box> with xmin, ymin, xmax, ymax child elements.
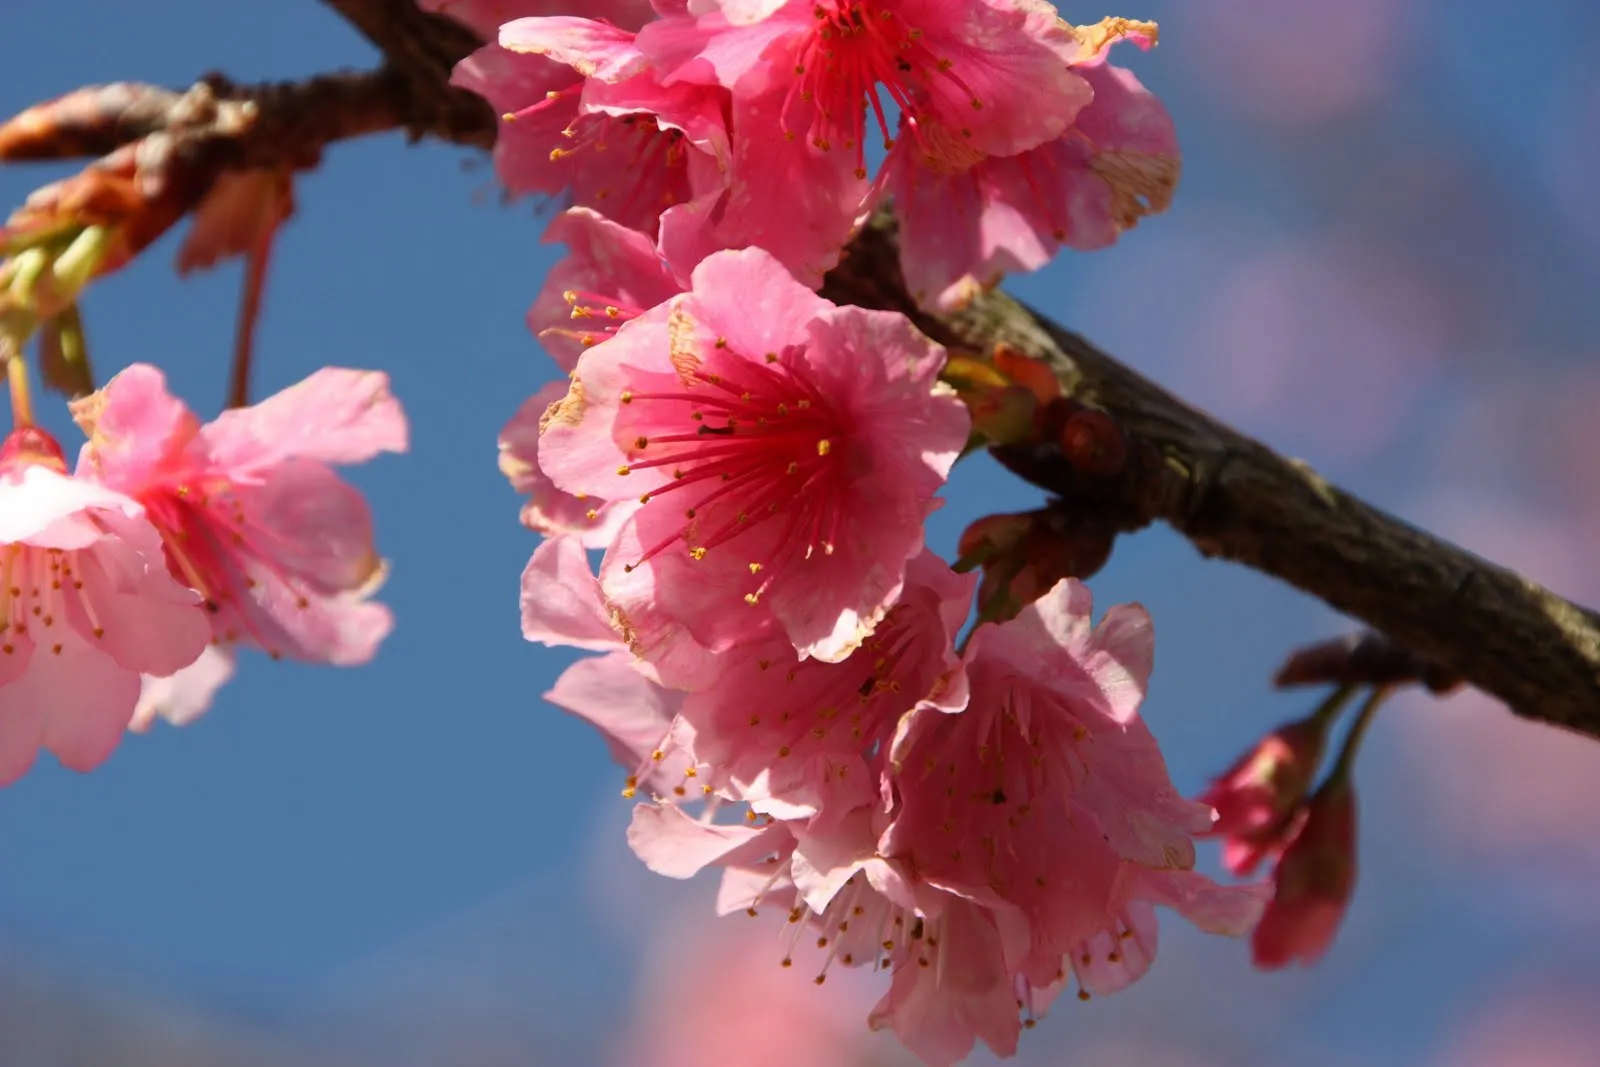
<box><xmin>820</xmin><ymin>220</ymin><xmax>1600</xmax><ymax>735</ymax></box>
<box><xmin>316</xmin><ymin>0</ymin><xmax>494</xmax><ymax>147</ymax></box>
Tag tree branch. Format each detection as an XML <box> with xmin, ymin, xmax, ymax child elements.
<box><xmin>820</xmin><ymin>221</ymin><xmax>1600</xmax><ymax>735</ymax></box>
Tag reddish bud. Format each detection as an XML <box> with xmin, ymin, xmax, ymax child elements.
<box><xmin>0</xmin><ymin>424</ymin><xmax>68</xmax><ymax>473</ymax></box>
<box><xmin>1199</xmin><ymin>716</ymin><xmax>1328</xmax><ymax>876</ymax></box>
<box><xmin>1059</xmin><ymin>407</ymin><xmax>1127</xmax><ymax>477</ymax></box>
<box><xmin>1251</xmin><ymin>782</ymin><xmax>1358</xmax><ymax>970</ymax></box>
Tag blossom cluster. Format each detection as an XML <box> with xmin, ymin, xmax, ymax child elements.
<box><xmin>420</xmin><ymin>1</ymin><xmax>1272</xmax><ymax>1060</ymax></box>
<box><xmin>0</xmin><ymin>366</ymin><xmax>406</xmax><ymax>780</ymax></box>
<box><xmin>433</xmin><ymin>0</ymin><xmax>1177</xmax><ymax>309</ymax></box>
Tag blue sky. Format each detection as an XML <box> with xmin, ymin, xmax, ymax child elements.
<box><xmin>3</xmin><ymin>2</ymin><xmax>1599</xmax><ymax>1064</ymax></box>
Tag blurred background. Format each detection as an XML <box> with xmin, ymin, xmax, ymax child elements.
<box><xmin>1</xmin><ymin>1</ymin><xmax>1598</xmax><ymax>1064</ymax></box>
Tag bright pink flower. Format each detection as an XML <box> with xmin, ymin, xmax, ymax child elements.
<box><xmin>1199</xmin><ymin>715</ymin><xmax>1329</xmax><ymax>876</ymax></box>
<box><xmin>636</xmin><ymin>0</ymin><xmax>1088</xmax><ymax>285</ymax></box>
<box><xmin>881</xmin><ymin>579</ymin><xmax>1221</xmax><ymax>975</ymax></box>
<box><xmin>73</xmin><ymin>363</ymin><xmax>407</xmax><ymax>667</ymax></box>
<box><xmin>461</xmin><ymin>17</ymin><xmax>731</xmax><ymax>237</ymax></box>
<box><xmin>131</xmin><ymin>645</ymin><xmax>236</xmax><ymax>732</ymax></box>
<box><xmin>527</xmin><ymin>207</ymin><xmax>686</xmax><ymax>372</ymax></box>
<box><xmin>885</xmin><ymin>23</ymin><xmax>1179</xmax><ymax>309</ymax></box>
<box><xmin>0</xmin><ymin>426</ymin><xmax>210</xmax><ymax>783</ymax></box>
<box><xmin>1252</xmin><ymin>781</ymin><xmax>1358</xmax><ymax>969</ymax></box>
<box><xmin>669</xmin><ymin>550</ymin><xmax>972</xmax><ymax>824</ymax></box>
<box><xmin>537</xmin><ymin>247</ymin><xmax>968</xmax><ymax>673</ymax></box>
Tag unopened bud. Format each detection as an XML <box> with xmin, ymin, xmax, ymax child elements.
<box><xmin>1060</xmin><ymin>407</ymin><xmax>1127</xmax><ymax>477</ymax></box>
<box><xmin>1251</xmin><ymin>781</ymin><xmax>1358</xmax><ymax>970</ymax></box>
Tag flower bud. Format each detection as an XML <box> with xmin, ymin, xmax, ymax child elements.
<box><xmin>1251</xmin><ymin>781</ymin><xmax>1358</xmax><ymax>970</ymax></box>
<box><xmin>1199</xmin><ymin>715</ymin><xmax>1328</xmax><ymax>875</ymax></box>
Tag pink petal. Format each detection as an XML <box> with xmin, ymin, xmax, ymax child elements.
<box><xmin>69</xmin><ymin>363</ymin><xmax>201</xmax><ymax>489</ymax></box>
<box><xmin>35</xmin><ymin>637</ymin><xmax>143</xmax><ymax>772</ymax></box>
<box><xmin>131</xmin><ymin>644</ymin><xmax>237</xmax><ymax>732</ymax></box>
<box><xmin>519</xmin><ymin>536</ymin><xmax>622</xmax><ymax>651</ymax></box>
<box><xmin>502</xmin><ymin>386</ymin><xmax>637</xmax><ymax>545</ymax></box>
<box><xmin>626</xmin><ymin>801</ymin><xmax>775</xmax><ymax>877</ymax></box>
<box><xmin>545</xmin><ymin>651</ymin><xmax>685</xmax><ymax>787</ymax></box>
<box><xmin>500</xmin><ymin>16</ymin><xmax>647</xmax><ymax>83</ymax></box>
<box><xmin>202</xmin><ymin>368</ymin><xmax>408</xmax><ymax>471</ymax></box>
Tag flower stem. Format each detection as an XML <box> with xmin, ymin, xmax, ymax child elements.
<box><xmin>1308</xmin><ymin>682</ymin><xmax>1360</xmax><ymax>730</ymax></box>
<box><xmin>1329</xmin><ymin>686</ymin><xmax>1391</xmax><ymax>783</ymax></box>
<box><xmin>6</xmin><ymin>345</ymin><xmax>34</xmax><ymax>427</ymax></box>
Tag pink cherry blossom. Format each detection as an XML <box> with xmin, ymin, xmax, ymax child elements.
<box><xmin>1252</xmin><ymin>780</ymin><xmax>1358</xmax><ymax>969</ymax></box>
<box><xmin>537</xmin><ymin>246</ymin><xmax>968</xmax><ymax>673</ymax></box>
<box><xmin>459</xmin><ymin>17</ymin><xmax>731</xmax><ymax>237</ymax></box>
<box><xmin>669</xmin><ymin>549</ymin><xmax>971</xmax><ymax>824</ymax></box>
<box><xmin>629</xmin><ymin>803</ymin><xmax>1027</xmax><ymax>1066</ymax></box>
<box><xmin>72</xmin><ymin>363</ymin><xmax>407</xmax><ymax>668</ymax></box>
<box><xmin>0</xmin><ymin>426</ymin><xmax>210</xmax><ymax>783</ymax></box>
<box><xmin>882</xmin><ymin>579</ymin><xmax>1225</xmax><ymax>980</ymax></box>
<box><xmin>885</xmin><ymin>23</ymin><xmax>1179</xmax><ymax>309</ymax></box>
<box><xmin>528</xmin><ymin>207</ymin><xmax>687</xmax><ymax>372</ymax></box>
<box><xmin>638</xmin><ymin>0</ymin><xmax>1088</xmax><ymax>286</ymax></box>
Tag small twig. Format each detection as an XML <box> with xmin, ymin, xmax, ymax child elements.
<box><xmin>1275</xmin><ymin>632</ymin><xmax>1462</xmax><ymax>695</ymax></box>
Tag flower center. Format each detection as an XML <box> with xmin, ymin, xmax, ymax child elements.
<box><xmin>783</xmin><ymin>1</ymin><xmax>985</xmax><ymax>179</ymax></box>
<box><xmin>616</xmin><ymin>345</ymin><xmax>844</xmax><ymax>604</ymax></box>
<box><xmin>137</xmin><ymin>480</ymin><xmax>306</xmax><ymax>657</ymax></box>
<box><xmin>0</xmin><ymin>543</ymin><xmax>96</xmax><ymax>658</ymax></box>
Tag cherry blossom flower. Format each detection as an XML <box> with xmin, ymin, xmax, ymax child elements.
<box><xmin>537</xmin><ymin>246</ymin><xmax>968</xmax><ymax>673</ymax></box>
<box><xmin>882</xmin><ymin>579</ymin><xmax>1252</xmax><ymax>984</ymax></box>
<box><xmin>629</xmin><ymin>803</ymin><xmax>1026</xmax><ymax>1066</ymax></box>
<box><xmin>636</xmin><ymin>0</ymin><xmax>1088</xmax><ymax>286</ymax></box>
<box><xmin>527</xmin><ymin>207</ymin><xmax>687</xmax><ymax>372</ymax></box>
<box><xmin>72</xmin><ymin>363</ymin><xmax>407</xmax><ymax>673</ymax></box>
<box><xmin>0</xmin><ymin>425</ymin><xmax>210</xmax><ymax>783</ymax></box>
<box><xmin>669</xmin><ymin>549</ymin><xmax>972</xmax><ymax>823</ymax></box>
<box><xmin>884</xmin><ymin>20</ymin><xmax>1179</xmax><ymax>309</ymax></box>
<box><xmin>1251</xmin><ymin>779</ymin><xmax>1358</xmax><ymax>969</ymax></box>
<box><xmin>453</xmin><ymin>15</ymin><xmax>731</xmax><ymax>238</ymax></box>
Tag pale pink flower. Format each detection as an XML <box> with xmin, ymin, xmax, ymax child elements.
<box><xmin>629</xmin><ymin>803</ymin><xmax>1027</xmax><ymax>1066</ymax></box>
<box><xmin>131</xmin><ymin>645</ymin><xmax>237</xmax><ymax>732</ymax></box>
<box><xmin>669</xmin><ymin>550</ymin><xmax>972</xmax><ymax>824</ymax></box>
<box><xmin>461</xmin><ymin>17</ymin><xmax>731</xmax><ymax>237</ymax></box>
<box><xmin>637</xmin><ymin>0</ymin><xmax>1088</xmax><ymax>286</ymax></box>
<box><xmin>0</xmin><ymin>426</ymin><xmax>210</xmax><ymax>783</ymax></box>
<box><xmin>73</xmin><ymin>363</ymin><xmax>407</xmax><ymax>668</ymax></box>
<box><xmin>882</xmin><ymin>579</ymin><xmax>1234</xmax><ymax>980</ymax></box>
<box><xmin>1252</xmin><ymin>780</ymin><xmax>1357</xmax><ymax>969</ymax></box>
<box><xmin>1198</xmin><ymin>715</ymin><xmax>1329</xmax><ymax>876</ymax></box>
<box><xmin>527</xmin><ymin>207</ymin><xmax>686</xmax><ymax>372</ymax></box>
<box><xmin>885</xmin><ymin>25</ymin><xmax>1179</xmax><ymax>309</ymax></box>
<box><xmin>537</xmin><ymin>247</ymin><xmax>968</xmax><ymax>674</ymax></box>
